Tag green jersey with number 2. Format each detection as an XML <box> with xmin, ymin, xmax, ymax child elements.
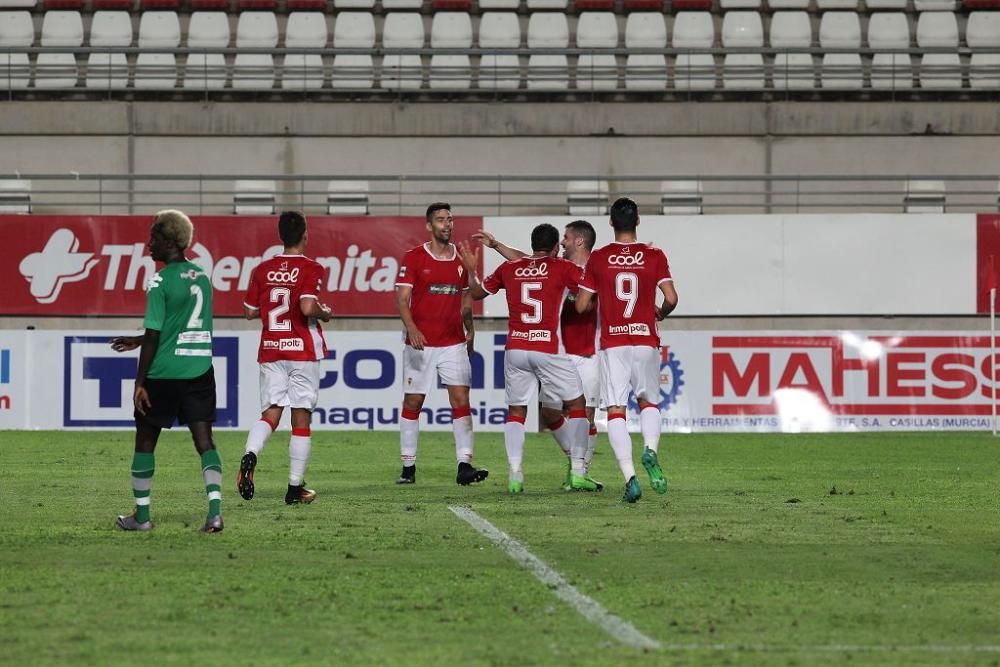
<box><xmin>143</xmin><ymin>261</ymin><xmax>214</xmax><ymax>379</ymax></box>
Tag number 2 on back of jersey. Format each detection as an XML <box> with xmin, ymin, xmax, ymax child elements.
<box><xmin>187</xmin><ymin>285</ymin><xmax>205</xmax><ymax>329</ymax></box>
<box><xmin>615</xmin><ymin>273</ymin><xmax>637</xmax><ymax>318</ymax></box>
<box><xmin>267</xmin><ymin>287</ymin><xmax>293</xmax><ymax>332</ymax></box>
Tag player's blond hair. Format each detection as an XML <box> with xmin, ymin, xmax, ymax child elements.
<box><xmin>154</xmin><ymin>209</ymin><xmax>194</xmax><ymax>249</ymax></box>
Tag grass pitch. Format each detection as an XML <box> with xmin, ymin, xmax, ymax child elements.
<box><xmin>0</xmin><ymin>430</ymin><xmax>998</xmax><ymax>666</ymax></box>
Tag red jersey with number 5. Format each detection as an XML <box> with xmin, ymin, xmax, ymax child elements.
<box><xmin>579</xmin><ymin>242</ymin><xmax>671</xmax><ymax>350</ymax></box>
<box><xmin>483</xmin><ymin>256</ymin><xmax>582</xmax><ymax>354</ymax></box>
<box><xmin>244</xmin><ymin>254</ymin><xmax>328</xmax><ymax>362</ymax></box>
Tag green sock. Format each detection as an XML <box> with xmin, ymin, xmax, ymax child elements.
<box><xmin>201</xmin><ymin>449</ymin><xmax>223</xmax><ymax>520</ymax></box>
<box><xmin>131</xmin><ymin>452</ymin><xmax>155</xmax><ymax>524</ymax></box>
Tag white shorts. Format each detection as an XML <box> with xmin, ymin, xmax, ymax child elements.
<box><xmin>540</xmin><ymin>353</ymin><xmax>598</xmax><ymax>409</ymax></box>
<box><xmin>599</xmin><ymin>346</ymin><xmax>661</xmax><ymax>409</ymax></box>
<box><xmin>505</xmin><ymin>348</ymin><xmax>584</xmax><ymax>406</ymax></box>
<box><xmin>402</xmin><ymin>342</ymin><xmax>472</xmax><ymax>395</ymax></box>
<box><xmin>259</xmin><ymin>360</ymin><xmax>321</xmax><ymax>411</ymax></box>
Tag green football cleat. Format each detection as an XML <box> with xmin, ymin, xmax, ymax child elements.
<box><xmin>569</xmin><ymin>474</ymin><xmax>601</xmax><ymax>492</ymax></box>
<box><xmin>622</xmin><ymin>476</ymin><xmax>642</xmax><ymax>503</ymax></box>
<box><xmin>641</xmin><ymin>447</ymin><xmax>667</xmax><ymax>495</ymax></box>
<box><xmin>561</xmin><ymin>461</ymin><xmax>572</xmax><ymax>491</ymax></box>
<box><xmin>585</xmin><ymin>475</ymin><xmax>604</xmax><ymax>491</ymax></box>
<box><xmin>508</xmin><ymin>479</ymin><xmax>524</xmax><ymax>494</ymax></box>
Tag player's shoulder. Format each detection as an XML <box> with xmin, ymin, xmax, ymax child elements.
<box><xmin>401</xmin><ymin>243</ymin><xmax>428</xmax><ymax>260</ymax></box>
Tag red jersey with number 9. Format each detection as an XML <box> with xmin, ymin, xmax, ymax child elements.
<box><xmin>579</xmin><ymin>242</ymin><xmax>672</xmax><ymax>350</ymax></box>
<box><xmin>244</xmin><ymin>254</ymin><xmax>329</xmax><ymax>362</ymax></box>
<box><xmin>483</xmin><ymin>256</ymin><xmax>582</xmax><ymax>354</ymax></box>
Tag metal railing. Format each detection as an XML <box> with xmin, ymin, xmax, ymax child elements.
<box><xmin>2</xmin><ymin>46</ymin><xmax>999</xmax><ymax>95</ymax></box>
<box><xmin>2</xmin><ymin>173</ymin><xmax>998</xmax><ymax>215</ymax></box>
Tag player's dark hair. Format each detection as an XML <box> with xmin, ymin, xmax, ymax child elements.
<box><xmin>426</xmin><ymin>202</ymin><xmax>451</xmax><ymax>222</ymax></box>
<box><xmin>565</xmin><ymin>219</ymin><xmax>596</xmax><ymax>251</ymax></box>
<box><xmin>610</xmin><ymin>197</ymin><xmax>639</xmax><ymax>232</ymax></box>
<box><xmin>278</xmin><ymin>211</ymin><xmax>307</xmax><ymax>247</ymax></box>
<box><xmin>530</xmin><ymin>223</ymin><xmax>560</xmax><ymax>252</ymax></box>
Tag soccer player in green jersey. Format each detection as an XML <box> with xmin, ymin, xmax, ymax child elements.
<box><xmin>110</xmin><ymin>210</ymin><xmax>224</xmax><ymax>533</ymax></box>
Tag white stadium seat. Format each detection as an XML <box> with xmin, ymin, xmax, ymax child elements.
<box><xmin>624</xmin><ymin>12</ymin><xmax>666</xmax><ymax>90</ymax></box>
<box><xmin>865</xmin><ymin>0</ymin><xmax>907</xmax><ymax>8</ymax></box>
<box><xmin>566</xmin><ymin>180</ymin><xmax>609</xmax><ymax>215</ymax></box>
<box><xmin>770</xmin><ymin>11</ymin><xmax>813</xmax><ymax>89</ymax></box>
<box><xmin>767</xmin><ymin>0</ymin><xmax>809</xmax><ymax>8</ymax></box>
<box><xmin>429</xmin><ymin>12</ymin><xmax>472</xmax><ymax>89</ymax></box>
<box><xmin>721</xmin><ymin>10</ymin><xmax>764</xmax><ymax>89</ymax></box>
<box><xmin>232</xmin><ymin>12</ymin><xmax>278</xmax><ymax>90</ymax></box>
<box><xmin>913</xmin><ymin>0</ymin><xmax>956</xmax><ymax>10</ymax></box>
<box><xmin>903</xmin><ymin>179</ymin><xmax>946</xmax><ymax>213</ymax></box>
<box><xmin>381</xmin><ymin>12</ymin><xmax>424</xmax><ymax>90</ymax></box>
<box><xmin>282</xmin><ymin>12</ymin><xmax>327</xmax><ymax>90</ymax></box>
<box><xmin>661</xmin><ymin>179</ymin><xmax>703</xmax><ymax>214</ymax></box>
<box><xmin>526</xmin><ymin>0</ymin><xmax>567</xmax><ymax>8</ymax></box>
<box><xmin>86</xmin><ymin>10</ymin><xmax>131</xmax><ymax>89</ymax></box>
<box><xmin>673</xmin><ymin>11</ymin><xmax>715</xmax><ymax>90</ymax></box>
<box><xmin>36</xmin><ymin>10</ymin><xmax>83</xmax><ymax>89</ymax></box>
<box><xmin>0</xmin><ymin>11</ymin><xmax>33</xmax><ymax>89</ymax></box>
<box><xmin>820</xmin><ymin>11</ymin><xmax>863</xmax><ymax>89</ymax></box>
<box><xmin>816</xmin><ymin>0</ymin><xmax>857</xmax><ymax>9</ymax></box>
<box><xmin>720</xmin><ymin>0</ymin><xmax>760</xmax><ymax>8</ymax></box>
<box><xmin>868</xmin><ymin>13</ymin><xmax>912</xmax><ymax>90</ymax></box>
<box><xmin>332</xmin><ymin>12</ymin><xmax>375</xmax><ymax>88</ymax></box>
<box><xmin>575</xmin><ymin>12</ymin><xmax>617</xmax><ymax>90</ymax></box>
<box><xmin>968</xmin><ymin>12</ymin><xmax>1000</xmax><ymax>89</ymax></box>
<box><xmin>916</xmin><ymin>11</ymin><xmax>961</xmax><ymax>89</ymax></box>
<box><xmin>382</xmin><ymin>0</ymin><xmax>422</xmax><ymax>7</ymax></box>
<box><xmin>327</xmin><ymin>180</ymin><xmax>370</xmax><ymax>214</ymax></box>
<box><xmin>333</xmin><ymin>0</ymin><xmax>374</xmax><ymax>7</ymax></box>
<box><xmin>478</xmin><ymin>11</ymin><xmax>520</xmax><ymax>89</ymax></box>
<box><xmin>478</xmin><ymin>0</ymin><xmax>519</xmax><ymax>7</ymax></box>
<box><xmin>135</xmin><ymin>11</ymin><xmax>180</xmax><ymax>89</ymax></box>
<box><xmin>233</xmin><ymin>179</ymin><xmax>277</xmax><ymax>214</ymax></box>
<box><xmin>184</xmin><ymin>12</ymin><xmax>230</xmax><ymax>90</ymax></box>
<box><xmin>0</xmin><ymin>179</ymin><xmax>31</xmax><ymax>213</ymax></box>
<box><xmin>527</xmin><ymin>12</ymin><xmax>569</xmax><ymax>89</ymax></box>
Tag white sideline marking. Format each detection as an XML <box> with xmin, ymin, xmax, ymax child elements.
<box><xmin>448</xmin><ymin>505</ymin><xmax>661</xmax><ymax>651</ymax></box>
<box><xmin>448</xmin><ymin>507</ymin><xmax>1000</xmax><ymax>657</ymax></box>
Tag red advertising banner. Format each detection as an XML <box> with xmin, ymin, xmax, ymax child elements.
<box><xmin>977</xmin><ymin>214</ymin><xmax>1000</xmax><ymax>314</ymax></box>
<box><xmin>0</xmin><ymin>215</ymin><xmax>484</xmax><ymax>316</ymax></box>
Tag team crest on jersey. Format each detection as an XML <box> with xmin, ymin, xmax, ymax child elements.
<box><xmin>280</xmin><ymin>261</ymin><xmax>288</xmax><ymax>271</ymax></box>
<box><xmin>180</xmin><ymin>269</ymin><xmax>201</xmax><ymax>281</ymax></box>
<box><xmin>628</xmin><ymin>347</ymin><xmax>684</xmax><ymax>413</ymax></box>
<box><xmin>458</xmin><ymin>265</ymin><xmax>464</xmax><ymax>278</ymax></box>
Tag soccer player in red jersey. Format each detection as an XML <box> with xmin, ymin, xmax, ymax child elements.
<box><xmin>472</xmin><ymin>221</ymin><xmax>603</xmax><ymax>491</ymax></box>
<box><xmin>459</xmin><ymin>223</ymin><xmax>593</xmax><ymax>493</ymax></box>
<box><xmin>238</xmin><ymin>211</ymin><xmax>332</xmax><ymax>505</ymax></box>
<box><xmin>394</xmin><ymin>202</ymin><xmax>488</xmax><ymax>486</ymax></box>
<box><xmin>576</xmin><ymin>197</ymin><xmax>678</xmax><ymax>503</ymax></box>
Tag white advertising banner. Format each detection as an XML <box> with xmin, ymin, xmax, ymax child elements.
<box><xmin>1</xmin><ymin>329</ymin><xmax>995</xmax><ymax>433</ymax></box>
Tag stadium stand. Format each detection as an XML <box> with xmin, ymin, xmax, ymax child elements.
<box><xmin>233</xmin><ymin>179</ymin><xmax>276</xmax><ymax>213</ymax></box>
<box><xmin>526</xmin><ymin>11</ymin><xmax>569</xmax><ymax>89</ymax></box>
<box><xmin>917</xmin><ymin>11</ymin><xmax>962</xmax><ymax>89</ymax></box>
<box><xmin>478</xmin><ymin>11</ymin><xmax>520</xmax><ymax>89</ymax></box>
<box><xmin>380</xmin><ymin>12</ymin><xmax>424</xmax><ymax>90</ymax></box>
<box><xmin>135</xmin><ymin>11</ymin><xmax>181</xmax><ymax>89</ymax></box>
<box><xmin>624</xmin><ymin>11</ymin><xmax>666</xmax><ymax>90</ymax></box>
<box><xmin>868</xmin><ymin>12</ymin><xmax>913</xmax><ymax>90</ymax></box>
<box><xmin>566</xmin><ymin>179</ymin><xmax>609</xmax><ymax>214</ymax></box>
<box><xmin>331</xmin><ymin>11</ymin><xmax>375</xmax><ymax>88</ymax></box>
<box><xmin>184</xmin><ymin>11</ymin><xmax>229</xmax><ymax>89</ymax></box>
<box><xmin>326</xmin><ymin>180</ymin><xmax>370</xmax><ymax>214</ymax></box>
<box><xmin>0</xmin><ymin>10</ymin><xmax>33</xmax><ymax>89</ymax></box>
<box><xmin>968</xmin><ymin>11</ymin><xmax>1000</xmax><ymax>89</ymax></box>
<box><xmin>660</xmin><ymin>179</ymin><xmax>704</xmax><ymax>215</ymax></box>
<box><xmin>86</xmin><ymin>10</ymin><xmax>131</xmax><ymax>89</ymax></box>
<box><xmin>770</xmin><ymin>11</ymin><xmax>813</xmax><ymax>90</ymax></box>
<box><xmin>820</xmin><ymin>11</ymin><xmax>863</xmax><ymax>89</ymax></box>
<box><xmin>673</xmin><ymin>11</ymin><xmax>715</xmax><ymax>90</ymax></box>
<box><xmin>35</xmin><ymin>9</ymin><xmax>83</xmax><ymax>89</ymax></box>
<box><xmin>232</xmin><ymin>11</ymin><xmax>279</xmax><ymax>90</ymax></box>
<box><xmin>0</xmin><ymin>179</ymin><xmax>31</xmax><ymax>213</ymax></box>
<box><xmin>721</xmin><ymin>11</ymin><xmax>765</xmax><ymax>90</ymax></box>
<box><xmin>575</xmin><ymin>11</ymin><xmax>617</xmax><ymax>90</ymax></box>
<box><xmin>282</xmin><ymin>11</ymin><xmax>327</xmax><ymax>89</ymax></box>
<box><xmin>428</xmin><ymin>11</ymin><xmax>472</xmax><ymax>89</ymax></box>
<box><xmin>903</xmin><ymin>179</ymin><xmax>947</xmax><ymax>213</ymax></box>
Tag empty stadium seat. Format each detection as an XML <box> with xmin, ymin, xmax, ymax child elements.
<box><xmin>720</xmin><ymin>0</ymin><xmax>761</xmax><ymax>8</ymax></box>
<box><xmin>575</xmin><ymin>11</ymin><xmax>617</xmax><ymax>90</ymax></box>
<box><xmin>916</xmin><ymin>11</ymin><xmax>961</xmax><ymax>89</ymax></box>
<box><xmin>722</xmin><ymin>10</ymin><xmax>764</xmax><ymax>89</ymax></box>
<box><xmin>968</xmin><ymin>12</ymin><xmax>1000</xmax><ymax>89</ymax></box>
<box><xmin>574</xmin><ymin>0</ymin><xmax>614</xmax><ymax>8</ymax></box>
<box><xmin>240</xmin><ymin>0</ymin><xmax>277</xmax><ymax>8</ymax></box>
<box><xmin>93</xmin><ymin>0</ymin><xmax>132</xmax><ymax>8</ymax></box>
<box><xmin>0</xmin><ymin>11</ymin><xmax>33</xmax><ymax>89</ymax></box>
<box><xmin>660</xmin><ymin>179</ymin><xmax>703</xmax><ymax>214</ymax></box>
<box><xmin>566</xmin><ymin>180</ymin><xmax>609</xmax><ymax>215</ymax></box>
<box><xmin>816</xmin><ymin>0</ymin><xmax>857</xmax><ymax>8</ymax></box>
<box><xmin>183</xmin><ymin>12</ymin><xmax>229</xmax><ymax>90</ymax></box>
<box><xmin>0</xmin><ymin>179</ymin><xmax>31</xmax><ymax>213</ymax></box>
<box><xmin>331</xmin><ymin>11</ymin><xmax>374</xmax><ymax>88</ymax></box>
<box><xmin>429</xmin><ymin>12</ymin><xmax>472</xmax><ymax>89</ymax></box>
<box><xmin>286</xmin><ymin>0</ymin><xmax>327</xmax><ymax>8</ymax></box>
<box><xmin>672</xmin><ymin>0</ymin><xmax>711</xmax><ymax>8</ymax></box>
<box><xmin>477</xmin><ymin>11</ymin><xmax>520</xmax><ymax>89</ymax></box>
<box><xmin>86</xmin><ymin>10</ymin><xmax>131</xmax><ymax>90</ymax></box>
<box><xmin>432</xmin><ymin>0</ymin><xmax>472</xmax><ymax>9</ymax></box>
<box><xmin>327</xmin><ymin>180</ymin><xmax>370</xmax><ymax>214</ymax></box>
<box><xmin>526</xmin><ymin>0</ymin><xmax>567</xmax><ymax>8</ymax></box>
<box><xmin>673</xmin><ymin>11</ymin><xmax>715</xmax><ymax>90</ymax></box>
<box><xmin>134</xmin><ymin>11</ymin><xmax>180</xmax><ymax>89</ymax></box>
<box><xmin>868</xmin><ymin>12</ymin><xmax>912</xmax><ymax>89</ymax></box>
<box><xmin>43</xmin><ymin>0</ymin><xmax>81</xmax><ymax>8</ymax></box>
<box><xmin>865</xmin><ymin>0</ymin><xmax>906</xmax><ymax>8</ymax></box>
<box><xmin>232</xmin><ymin>11</ymin><xmax>278</xmax><ymax>90</ymax></box>
<box><xmin>477</xmin><ymin>0</ymin><xmax>519</xmax><ymax>8</ymax></box>
<box><xmin>382</xmin><ymin>0</ymin><xmax>422</xmax><ymax>7</ymax></box>
<box><xmin>623</xmin><ymin>0</ymin><xmax>662</xmax><ymax>8</ymax></box>
<box><xmin>527</xmin><ymin>11</ymin><xmax>568</xmax><ymax>89</ymax></box>
<box><xmin>143</xmin><ymin>0</ymin><xmax>180</xmax><ymax>9</ymax></box>
<box><xmin>282</xmin><ymin>11</ymin><xmax>326</xmax><ymax>90</ymax></box>
<box><xmin>624</xmin><ymin>11</ymin><xmax>666</xmax><ymax>89</ymax></box>
<box><xmin>0</xmin><ymin>0</ymin><xmax>36</xmax><ymax>6</ymax></box>
<box><xmin>233</xmin><ymin>180</ymin><xmax>276</xmax><ymax>214</ymax></box>
<box><xmin>767</xmin><ymin>0</ymin><xmax>809</xmax><ymax>7</ymax></box>
<box><xmin>770</xmin><ymin>11</ymin><xmax>813</xmax><ymax>89</ymax></box>
<box><xmin>913</xmin><ymin>0</ymin><xmax>956</xmax><ymax>9</ymax></box>
<box><xmin>380</xmin><ymin>12</ymin><xmax>423</xmax><ymax>90</ymax></box>
<box><xmin>964</xmin><ymin>0</ymin><xmax>1000</xmax><ymax>8</ymax></box>
<box><xmin>903</xmin><ymin>179</ymin><xmax>946</xmax><ymax>213</ymax></box>
<box><xmin>35</xmin><ymin>10</ymin><xmax>83</xmax><ymax>89</ymax></box>
<box><xmin>191</xmin><ymin>0</ymin><xmax>230</xmax><ymax>8</ymax></box>
<box><xmin>820</xmin><ymin>11</ymin><xmax>863</xmax><ymax>89</ymax></box>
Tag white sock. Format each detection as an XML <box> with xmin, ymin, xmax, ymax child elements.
<box><xmin>244</xmin><ymin>418</ymin><xmax>274</xmax><ymax>457</ymax></box>
<box><xmin>400</xmin><ymin>408</ymin><xmax>419</xmax><ymax>466</ymax></box>
<box><xmin>548</xmin><ymin>416</ymin><xmax>572</xmax><ymax>456</ymax></box>
<box><xmin>640</xmin><ymin>406</ymin><xmax>661</xmax><ymax>453</ymax></box>
<box><xmin>288</xmin><ymin>428</ymin><xmax>311</xmax><ymax>486</ymax></box>
<box><xmin>606</xmin><ymin>416</ymin><xmax>636</xmax><ymax>481</ymax></box>
<box><xmin>567</xmin><ymin>411</ymin><xmax>590</xmax><ymax>477</ymax></box>
<box><xmin>504</xmin><ymin>418</ymin><xmax>526</xmax><ymax>477</ymax></box>
<box><xmin>452</xmin><ymin>408</ymin><xmax>474</xmax><ymax>464</ymax></box>
<box><xmin>585</xmin><ymin>424</ymin><xmax>597</xmax><ymax>473</ymax></box>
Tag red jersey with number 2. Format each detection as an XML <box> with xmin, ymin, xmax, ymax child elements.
<box><xmin>579</xmin><ymin>242</ymin><xmax>672</xmax><ymax>350</ymax></box>
<box><xmin>244</xmin><ymin>254</ymin><xmax>328</xmax><ymax>363</ymax></box>
<box><xmin>396</xmin><ymin>244</ymin><xmax>468</xmax><ymax>348</ymax></box>
<box><xmin>483</xmin><ymin>256</ymin><xmax>582</xmax><ymax>354</ymax></box>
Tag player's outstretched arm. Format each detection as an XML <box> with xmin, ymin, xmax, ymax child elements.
<box><xmin>395</xmin><ymin>285</ymin><xmax>426</xmax><ymax>350</ymax></box>
<box><xmin>300</xmin><ymin>297</ymin><xmax>332</xmax><ymax>322</ymax></box>
<box><xmin>656</xmin><ymin>281</ymin><xmax>679</xmax><ymax>321</ymax></box>
<box><xmin>472</xmin><ymin>230</ymin><xmax>527</xmax><ymax>261</ymax></box>
<box><xmin>110</xmin><ymin>336</ymin><xmax>142</xmax><ymax>352</ymax></box>
<box><xmin>457</xmin><ymin>241</ymin><xmax>489</xmax><ymax>301</ymax></box>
